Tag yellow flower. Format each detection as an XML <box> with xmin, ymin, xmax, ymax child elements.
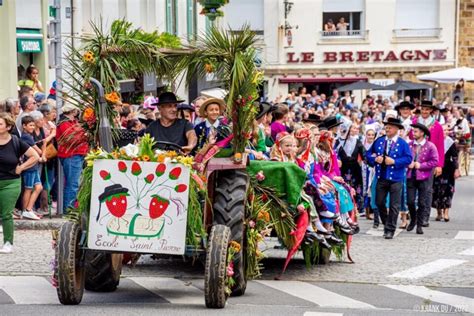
<box><xmin>156</xmin><ymin>154</ymin><xmax>166</xmax><ymax>163</ymax></box>
<box><xmin>257</xmin><ymin>210</ymin><xmax>270</xmax><ymax>222</ymax></box>
<box><xmin>229</xmin><ymin>240</ymin><xmax>241</xmax><ymax>252</ymax></box>
<box><xmin>83</xmin><ymin>51</ymin><xmax>95</xmax><ymax>63</ymax></box>
<box><xmin>105</xmin><ymin>91</ymin><xmax>120</xmax><ymax>104</ymax></box>
<box><xmin>142</xmin><ymin>155</ymin><xmax>150</xmax><ymax>162</ymax></box>
<box><xmin>252</xmin><ymin>71</ymin><xmax>264</xmax><ymax>85</ymax></box>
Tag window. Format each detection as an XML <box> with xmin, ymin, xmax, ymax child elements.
<box><xmin>394</xmin><ymin>0</ymin><xmax>440</xmax><ymax>37</ymax></box>
<box><xmin>166</xmin><ymin>0</ymin><xmax>178</xmax><ymax>35</ymax></box>
<box><xmin>321</xmin><ymin>0</ymin><xmax>366</xmax><ymax>38</ymax></box>
<box><xmin>186</xmin><ymin>0</ymin><xmax>196</xmax><ymax>41</ymax></box>
<box><xmin>223</xmin><ymin>0</ymin><xmax>264</xmax><ymax>33</ymax></box>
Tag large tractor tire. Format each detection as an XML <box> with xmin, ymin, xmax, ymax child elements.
<box><xmin>56</xmin><ymin>221</ymin><xmax>85</xmax><ymax>305</ymax></box>
<box><xmin>204</xmin><ymin>224</ymin><xmax>231</xmax><ymax>308</ymax></box>
<box><xmin>213</xmin><ymin>169</ymin><xmax>248</xmax><ymax>297</ymax></box>
<box><xmin>84</xmin><ymin>251</ymin><xmax>123</xmax><ymax>292</ymax></box>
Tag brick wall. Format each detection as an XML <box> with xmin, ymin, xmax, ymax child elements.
<box><xmin>459</xmin><ymin>0</ymin><xmax>474</xmax><ymax>103</ymax></box>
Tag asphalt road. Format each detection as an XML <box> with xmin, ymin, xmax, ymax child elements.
<box><xmin>0</xmin><ymin>166</ymin><xmax>473</xmax><ymax>316</ymax></box>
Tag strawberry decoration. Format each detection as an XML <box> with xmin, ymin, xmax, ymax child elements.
<box><xmin>174</xmin><ymin>184</ymin><xmax>187</xmax><ymax>193</ymax></box>
<box><xmin>155</xmin><ymin>163</ymin><xmax>166</xmax><ymax>177</ymax></box>
<box><xmin>145</xmin><ymin>174</ymin><xmax>154</xmax><ymax>184</ymax></box>
<box><xmin>118</xmin><ymin>161</ymin><xmax>127</xmax><ymax>173</ymax></box>
<box><xmin>149</xmin><ymin>194</ymin><xmax>170</xmax><ymax>219</ymax></box>
<box><xmin>99</xmin><ymin>170</ymin><xmax>111</xmax><ymax>180</ymax></box>
<box><xmin>169</xmin><ymin>167</ymin><xmax>182</xmax><ymax>180</ymax></box>
<box><xmin>97</xmin><ymin>184</ymin><xmax>129</xmax><ymax>221</ymax></box>
<box><xmin>131</xmin><ymin>162</ymin><xmax>142</xmax><ymax>176</ymax></box>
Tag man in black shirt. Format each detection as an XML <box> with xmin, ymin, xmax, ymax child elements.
<box><xmin>145</xmin><ymin>92</ymin><xmax>197</xmax><ymax>154</ymax></box>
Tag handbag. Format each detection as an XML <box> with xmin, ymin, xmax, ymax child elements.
<box><xmin>45</xmin><ymin>142</ymin><xmax>58</xmax><ymax>159</ymax></box>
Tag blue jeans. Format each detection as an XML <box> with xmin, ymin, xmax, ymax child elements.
<box><xmin>60</xmin><ymin>155</ymin><xmax>84</xmax><ymax>214</ymax></box>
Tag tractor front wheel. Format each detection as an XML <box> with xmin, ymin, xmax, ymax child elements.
<box><xmin>204</xmin><ymin>224</ymin><xmax>231</xmax><ymax>309</ymax></box>
<box><xmin>55</xmin><ymin>221</ymin><xmax>85</xmax><ymax>305</ymax></box>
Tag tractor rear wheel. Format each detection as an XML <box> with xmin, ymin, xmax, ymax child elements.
<box><xmin>56</xmin><ymin>221</ymin><xmax>85</xmax><ymax>305</ymax></box>
<box><xmin>213</xmin><ymin>170</ymin><xmax>248</xmax><ymax>297</ymax></box>
<box><xmin>84</xmin><ymin>252</ymin><xmax>123</xmax><ymax>292</ymax></box>
<box><xmin>204</xmin><ymin>224</ymin><xmax>230</xmax><ymax>308</ymax></box>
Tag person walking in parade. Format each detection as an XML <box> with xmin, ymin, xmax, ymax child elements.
<box><xmin>366</xmin><ymin>117</ymin><xmax>412</xmax><ymax>239</ymax></box>
<box><xmin>406</xmin><ymin>123</ymin><xmax>439</xmax><ymax>235</ymax></box>
<box><xmin>411</xmin><ymin>100</ymin><xmax>444</xmax><ymax>227</ymax></box>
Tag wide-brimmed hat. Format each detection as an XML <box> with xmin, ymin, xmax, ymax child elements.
<box><xmin>410</xmin><ymin>123</ymin><xmax>430</xmax><ymax>137</ymax></box>
<box><xmin>302</xmin><ymin>113</ymin><xmax>322</xmax><ymax>124</ymax></box>
<box><xmin>177</xmin><ymin>103</ymin><xmax>195</xmax><ymax>112</ymax></box>
<box><xmin>199</xmin><ymin>98</ymin><xmax>226</xmax><ymax>117</ymax></box>
<box><xmin>383</xmin><ymin>117</ymin><xmax>404</xmax><ymax>129</ymax></box>
<box><xmin>61</xmin><ymin>103</ymin><xmax>80</xmax><ymax>113</ymax></box>
<box><xmin>420</xmin><ymin>100</ymin><xmax>439</xmax><ymax>110</ymax></box>
<box><xmin>256</xmin><ymin>101</ymin><xmax>275</xmax><ymax>120</ymax></box>
<box><xmin>395</xmin><ymin>101</ymin><xmax>415</xmax><ymax>111</ymax></box>
<box><xmin>152</xmin><ymin>92</ymin><xmax>184</xmax><ymax>106</ymax></box>
<box><xmin>98</xmin><ymin>184</ymin><xmax>129</xmax><ymax>202</ymax></box>
<box><xmin>318</xmin><ymin>116</ymin><xmax>342</xmax><ymax>130</ymax></box>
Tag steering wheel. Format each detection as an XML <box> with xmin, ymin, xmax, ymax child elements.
<box><xmin>155</xmin><ymin>141</ymin><xmax>183</xmax><ymax>153</ymax></box>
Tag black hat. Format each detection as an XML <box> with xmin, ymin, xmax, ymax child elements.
<box><xmin>98</xmin><ymin>184</ymin><xmax>129</xmax><ymax>202</ymax></box>
<box><xmin>383</xmin><ymin>117</ymin><xmax>404</xmax><ymax>129</ymax></box>
<box><xmin>177</xmin><ymin>103</ymin><xmax>195</xmax><ymax>112</ymax></box>
<box><xmin>302</xmin><ymin>113</ymin><xmax>322</xmax><ymax>123</ymax></box>
<box><xmin>440</xmin><ymin>107</ymin><xmax>449</xmax><ymax>113</ymax></box>
<box><xmin>255</xmin><ymin>101</ymin><xmax>274</xmax><ymax>120</ymax></box>
<box><xmin>395</xmin><ymin>101</ymin><xmax>415</xmax><ymax>111</ymax></box>
<box><xmin>152</xmin><ymin>92</ymin><xmax>184</xmax><ymax>106</ymax></box>
<box><xmin>410</xmin><ymin>123</ymin><xmax>430</xmax><ymax>137</ymax></box>
<box><xmin>318</xmin><ymin>116</ymin><xmax>342</xmax><ymax>130</ymax></box>
<box><xmin>420</xmin><ymin>100</ymin><xmax>439</xmax><ymax>110</ymax></box>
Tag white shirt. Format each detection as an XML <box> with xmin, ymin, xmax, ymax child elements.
<box><xmin>386</xmin><ymin>135</ymin><xmax>398</xmax><ymax>154</ymax></box>
<box><xmin>414</xmin><ymin>138</ymin><xmax>426</xmax><ymax>146</ymax></box>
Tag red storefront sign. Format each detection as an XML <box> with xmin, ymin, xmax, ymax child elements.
<box><xmin>286</xmin><ymin>49</ymin><xmax>447</xmax><ymax>63</ymax></box>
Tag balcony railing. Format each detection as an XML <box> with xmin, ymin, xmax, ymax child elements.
<box><xmin>320</xmin><ymin>29</ymin><xmax>368</xmax><ymax>39</ymax></box>
<box><xmin>393</xmin><ymin>28</ymin><xmax>442</xmax><ymax>38</ymax></box>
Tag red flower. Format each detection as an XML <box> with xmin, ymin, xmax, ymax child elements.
<box><xmin>155</xmin><ymin>163</ymin><xmax>166</xmax><ymax>177</ymax></box>
<box><xmin>118</xmin><ymin>161</ymin><xmax>127</xmax><ymax>173</ymax></box>
<box><xmin>174</xmin><ymin>184</ymin><xmax>187</xmax><ymax>193</ymax></box>
<box><xmin>169</xmin><ymin>167</ymin><xmax>182</xmax><ymax>180</ymax></box>
<box><xmin>99</xmin><ymin>170</ymin><xmax>111</xmax><ymax>180</ymax></box>
<box><xmin>131</xmin><ymin>162</ymin><xmax>142</xmax><ymax>176</ymax></box>
<box><xmin>145</xmin><ymin>174</ymin><xmax>154</xmax><ymax>184</ymax></box>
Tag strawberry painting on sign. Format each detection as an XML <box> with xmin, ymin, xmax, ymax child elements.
<box><xmin>88</xmin><ymin>159</ymin><xmax>190</xmax><ymax>255</ymax></box>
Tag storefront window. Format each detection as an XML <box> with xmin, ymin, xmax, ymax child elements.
<box><xmin>321</xmin><ymin>0</ymin><xmax>365</xmax><ymax>37</ymax></box>
<box><xmin>394</xmin><ymin>0</ymin><xmax>440</xmax><ymax>38</ymax></box>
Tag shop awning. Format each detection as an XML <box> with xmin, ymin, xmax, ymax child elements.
<box><xmin>279</xmin><ymin>77</ymin><xmax>368</xmax><ymax>84</ymax></box>
<box><xmin>16</xmin><ymin>29</ymin><xmax>43</xmax><ymax>53</ymax></box>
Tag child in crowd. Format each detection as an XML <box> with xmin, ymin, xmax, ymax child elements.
<box><xmin>194</xmin><ymin>98</ymin><xmax>229</xmax><ymax>151</ymax></box>
<box><xmin>20</xmin><ymin>115</ymin><xmax>43</xmax><ymax>220</ymax></box>
<box><xmin>270</xmin><ymin>132</ymin><xmax>297</xmax><ymax>162</ymax></box>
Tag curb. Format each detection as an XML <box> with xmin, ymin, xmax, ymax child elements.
<box><xmin>12</xmin><ymin>219</ymin><xmax>67</xmax><ymax>230</ymax></box>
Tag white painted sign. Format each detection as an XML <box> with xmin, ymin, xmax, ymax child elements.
<box><xmin>88</xmin><ymin>160</ymin><xmax>190</xmax><ymax>255</ymax></box>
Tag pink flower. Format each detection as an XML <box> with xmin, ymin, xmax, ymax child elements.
<box><xmin>256</xmin><ymin>170</ymin><xmax>265</xmax><ymax>182</ymax></box>
<box><xmin>227</xmin><ymin>262</ymin><xmax>234</xmax><ymax>277</ymax></box>
<box><xmin>248</xmin><ymin>220</ymin><xmax>256</xmax><ymax>228</ymax></box>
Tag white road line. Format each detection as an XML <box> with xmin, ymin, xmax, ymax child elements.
<box><xmin>366</xmin><ymin>228</ymin><xmax>403</xmax><ymax>237</ymax></box>
<box><xmin>458</xmin><ymin>247</ymin><xmax>474</xmax><ymax>256</ymax></box>
<box><xmin>384</xmin><ymin>284</ymin><xmax>474</xmax><ymax>314</ymax></box>
<box><xmin>454</xmin><ymin>231</ymin><xmax>474</xmax><ymax>240</ymax></box>
<box><xmin>129</xmin><ymin>277</ymin><xmax>203</xmax><ymax>305</ymax></box>
<box><xmin>388</xmin><ymin>259</ymin><xmax>467</xmax><ymax>279</ymax></box>
<box><xmin>303</xmin><ymin>312</ymin><xmax>343</xmax><ymax>316</ymax></box>
<box><xmin>0</xmin><ymin>276</ymin><xmax>58</xmax><ymax>304</ymax></box>
<box><xmin>257</xmin><ymin>280</ymin><xmax>375</xmax><ymax>309</ymax></box>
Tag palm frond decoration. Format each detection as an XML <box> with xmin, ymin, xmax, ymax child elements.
<box><xmin>61</xmin><ymin>18</ymin><xmax>182</xmax><ymax>148</ymax></box>
<box><xmin>177</xmin><ymin>25</ymin><xmax>263</xmax><ymax>154</ymax></box>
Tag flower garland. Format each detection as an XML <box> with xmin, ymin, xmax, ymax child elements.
<box><xmin>225</xmin><ymin>240</ymin><xmax>240</xmax><ymax>295</ymax></box>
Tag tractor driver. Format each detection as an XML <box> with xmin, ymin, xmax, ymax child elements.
<box><xmin>145</xmin><ymin>92</ymin><xmax>197</xmax><ymax>154</ymax></box>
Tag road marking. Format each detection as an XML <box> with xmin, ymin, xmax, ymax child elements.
<box><xmin>366</xmin><ymin>228</ymin><xmax>403</xmax><ymax>237</ymax></box>
<box><xmin>454</xmin><ymin>231</ymin><xmax>474</xmax><ymax>240</ymax></box>
<box><xmin>388</xmin><ymin>259</ymin><xmax>467</xmax><ymax>279</ymax></box>
<box><xmin>458</xmin><ymin>247</ymin><xmax>474</xmax><ymax>256</ymax></box>
<box><xmin>0</xmin><ymin>276</ymin><xmax>57</xmax><ymax>304</ymax></box>
<box><xmin>303</xmin><ymin>313</ymin><xmax>343</xmax><ymax>316</ymax></box>
<box><xmin>257</xmin><ymin>280</ymin><xmax>375</xmax><ymax>309</ymax></box>
<box><xmin>384</xmin><ymin>284</ymin><xmax>474</xmax><ymax>314</ymax></box>
<box><xmin>129</xmin><ymin>277</ymin><xmax>203</xmax><ymax>305</ymax></box>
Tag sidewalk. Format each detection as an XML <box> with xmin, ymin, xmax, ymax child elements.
<box><xmin>12</xmin><ymin>218</ymin><xmax>66</xmax><ymax>230</ymax></box>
